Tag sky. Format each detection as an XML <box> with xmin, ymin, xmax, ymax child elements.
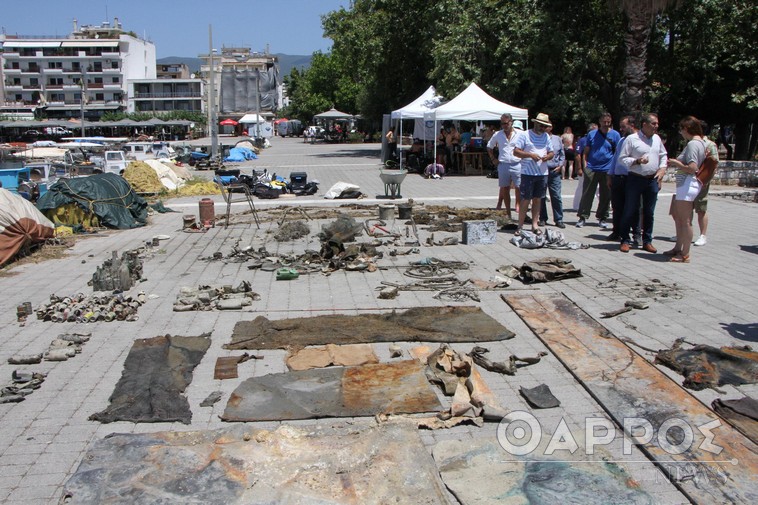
<box><xmin>1</xmin><ymin>0</ymin><xmax>351</xmax><ymax>57</ymax></box>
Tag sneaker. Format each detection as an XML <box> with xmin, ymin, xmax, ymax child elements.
<box><xmin>694</xmin><ymin>235</ymin><xmax>707</xmax><ymax>246</ymax></box>
<box><xmin>575</xmin><ymin>218</ymin><xmax>586</xmax><ymax>228</ymax></box>
<box><xmin>599</xmin><ymin>220</ymin><xmax>611</xmax><ymax>229</ymax></box>
<box><xmin>556</xmin><ymin>221</ymin><xmax>566</xmax><ymax>229</ymax></box>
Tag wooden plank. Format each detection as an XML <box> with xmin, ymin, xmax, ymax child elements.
<box><xmin>505</xmin><ymin>293</ymin><xmax>758</xmax><ymax>505</ymax></box>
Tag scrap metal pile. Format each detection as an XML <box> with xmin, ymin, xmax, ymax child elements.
<box><xmin>35</xmin><ymin>291</ymin><xmax>146</xmax><ymax>322</ymax></box>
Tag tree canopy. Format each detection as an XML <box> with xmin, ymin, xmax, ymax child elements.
<box><xmin>286</xmin><ymin>0</ymin><xmax>757</xmax><ymax>157</ymax></box>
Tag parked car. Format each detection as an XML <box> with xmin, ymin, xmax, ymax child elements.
<box><xmin>23</xmin><ymin>129</ymin><xmax>42</xmax><ymax>137</ymax></box>
<box><xmin>44</xmin><ymin>126</ymin><xmax>72</xmax><ymax>136</ymax></box>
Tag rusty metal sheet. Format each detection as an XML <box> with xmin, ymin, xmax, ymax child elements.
<box><xmin>63</xmin><ymin>423</ymin><xmax>453</xmax><ymax>505</ymax></box>
<box><xmin>505</xmin><ymin>294</ymin><xmax>758</xmax><ymax>505</ymax></box>
<box><xmin>226</xmin><ymin>306</ymin><xmax>515</xmax><ymax>350</ymax></box>
<box><xmin>221</xmin><ymin>360</ymin><xmax>443</xmax><ymax>422</ymax></box>
<box><xmin>433</xmin><ymin>438</ymin><xmax>654</xmax><ymax>505</ymax></box>
<box><xmin>286</xmin><ymin>343</ymin><xmax>379</xmax><ymax>371</ymax></box>
<box><xmin>655</xmin><ymin>344</ymin><xmax>758</xmax><ymax>390</ymax></box>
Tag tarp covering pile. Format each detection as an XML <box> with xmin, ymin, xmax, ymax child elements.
<box><xmin>36</xmin><ymin>173</ymin><xmax>148</xmax><ymax>229</ymax></box>
<box><xmin>89</xmin><ymin>334</ymin><xmax>210</xmax><ymax>424</ymax></box>
<box><xmin>0</xmin><ymin>188</ymin><xmax>55</xmax><ymax>266</ymax></box>
<box><xmin>223</xmin><ymin>146</ymin><xmax>258</xmax><ymax>162</ymax></box>
<box><xmin>63</xmin><ymin>423</ymin><xmax>452</xmax><ymax>505</ymax></box>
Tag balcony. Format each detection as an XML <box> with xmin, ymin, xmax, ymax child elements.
<box><xmin>3</xmin><ymin>67</ymin><xmax>21</xmax><ymax>74</ymax></box>
<box><xmin>87</xmin><ymin>82</ymin><xmax>104</xmax><ymax>89</ymax></box>
<box><xmin>133</xmin><ymin>91</ymin><xmax>202</xmax><ymax>99</ymax></box>
<box><xmin>4</xmin><ymin>83</ymin><xmax>23</xmax><ymax>90</ymax></box>
<box><xmin>46</xmin><ymin>84</ymin><xmax>64</xmax><ymax>89</ymax></box>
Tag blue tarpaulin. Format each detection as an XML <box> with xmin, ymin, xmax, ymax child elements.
<box><xmin>224</xmin><ymin>147</ymin><xmax>258</xmax><ymax>162</ymax></box>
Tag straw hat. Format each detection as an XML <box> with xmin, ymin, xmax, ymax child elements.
<box><xmin>532</xmin><ymin>113</ymin><xmax>552</xmax><ymax>127</ymax></box>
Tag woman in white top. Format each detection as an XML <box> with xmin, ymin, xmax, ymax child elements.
<box><xmin>666</xmin><ymin>116</ymin><xmax>706</xmax><ymax>263</ymax></box>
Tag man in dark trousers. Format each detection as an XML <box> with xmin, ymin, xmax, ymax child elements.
<box><xmin>576</xmin><ymin>112</ymin><xmax>620</xmax><ymax>229</ymax></box>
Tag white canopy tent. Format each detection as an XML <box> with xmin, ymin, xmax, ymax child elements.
<box><xmin>423</xmin><ymin>82</ymin><xmax>528</xmax><ymax>122</ymax></box>
<box><xmin>389</xmin><ymin>86</ymin><xmax>444</xmax><ymax>168</ymax></box>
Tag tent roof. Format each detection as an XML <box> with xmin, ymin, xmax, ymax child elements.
<box><xmin>391</xmin><ymin>86</ymin><xmax>444</xmax><ymax>119</ymax></box>
<box><xmin>239</xmin><ymin>114</ymin><xmax>266</xmax><ymax>124</ymax></box>
<box><xmin>424</xmin><ymin>82</ymin><xmax>528</xmax><ymax>122</ymax></box>
<box><xmin>314</xmin><ymin>108</ymin><xmax>354</xmax><ymax>119</ymax></box>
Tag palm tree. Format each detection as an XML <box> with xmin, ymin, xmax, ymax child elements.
<box><xmin>611</xmin><ymin>0</ymin><xmax>680</xmax><ymax>115</ymax></box>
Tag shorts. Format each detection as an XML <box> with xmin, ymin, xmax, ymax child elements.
<box><xmin>675</xmin><ymin>174</ymin><xmax>701</xmax><ymax>202</ymax></box>
<box><xmin>694</xmin><ymin>181</ymin><xmax>710</xmax><ymax>213</ymax></box>
<box><xmin>497</xmin><ymin>163</ymin><xmax>521</xmax><ymax>188</ymax></box>
<box><xmin>520</xmin><ymin>174</ymin><xmax>548</xmax><ymax>200</ymax></box>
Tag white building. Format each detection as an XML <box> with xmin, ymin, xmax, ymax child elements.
<box><xmin>0</xmin><ymin>18</ymin><xmax>155</xmax><ymax>120</ymax></box>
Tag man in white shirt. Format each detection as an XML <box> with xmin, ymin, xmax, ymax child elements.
<box><xmin>618</xmin><ymin>113</ymin><xmax>668</xmax><ymax>253</ymax></box>
<box><xmin>519</xmin><ymin>113</ymin><xmax>554</xmax><ymax>234</ymax></box>
<box><xmin>487</xmin><ymin>113</ymin><xmax>532</xmax><ymax>221</ymax></box>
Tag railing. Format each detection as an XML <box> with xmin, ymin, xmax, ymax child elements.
<box><xmin>133</xmin><ymin>92</ymin><xmax>202</xmax><ymax>98</ymax></box>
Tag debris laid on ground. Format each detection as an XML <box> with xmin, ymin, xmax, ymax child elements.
<box><xmin>90</xmin><ymin>249</ymin><xmax>144</xmax><ymax>292</ymax></box>
<box><xmin>510</xmin><ymin>229</ymin><xmax>588</xmax><ymax>249</ymax></box>
<box><xmin>0</xmin><ymin>370</ymin><xmax>47</xmax><ymax>403</ymax></box>
<box><xmin>600</xmin><ymin>299</ymin><xmax>650</xmax><ymax>318</ymax></box>
<box><xmin>199</xmin><ymin>391</ymin><xmax>224</xmax><ymax>407</ymax></box>
<box><xmin>89</xmin><ymin>334</ymin><xmax>210</xmax><ymax>424</ymax></box>
<box><xmin>226</xmin><ymin>306</ymin><xmax>515</xmax><ymax>350</ymax></box>
<box><xmin>499</xmin><ymin>257</ymin><xmax>582</xmax><ymax>284</ymax></box>
<box><xmin>15</xmin><ymin>301</ymin><xmax>33</xmax><ymax>323</ymax></box>
<box><xmin>63</xmin><ymin>423</ymin><xmax>451</xmax><ymax>505</ymax></box>
<box><xmin>36</xmin><ymin>291</ymin><xmax>146</xmax><ymax>322</ymax></box>
<box><xmin>7</xmin><ymin>354</ymin><xmax>42</xmax><ymax>365</ymax></box>
<box><xmin>413</xmin><ymin>344</ymin><xmax>508</xmax><ymax>422</ymax></box>
<box><xmin>712</xmin><ymin>397</ymin><xmax>758</xmax><ymax>444</ymax></box>
<box><xmin>43</xmin><ymin>332</ymin><xmax>91</xmax><ymax>361</ymax></box>
<box><xmin>470</xmin><ymin>345</ymin><xmax>547</xmax><ymax>375</ymax></box>
<box><xmin>520</xmin><ymin>384</ymin><xmax>561</xmax><ymax>409</ymax></box>
<box><xmin>654</xmin><ymin>340</ymin><xmax>758</xmax><ymax>391</ymax></box>
<box><xmin>285</xmin><ymin>343</ymin><xmax>379</xmax><ymax>371</ymax></box>
<box><xmin>214</xmin><ymin>353</ymin><xmax>260</xmax><ymax>380</ymax></box>
<box><xmin>173</xmin><ymin>282</ymin><xmax>260</xmax><ymax>311</ymax></box>
<box><xmin>432</xmin><ymin>439</ymin><xmax>653</xmax><ymax>505</ymax></box>
<box><xmin>221</xmin><ymin>360</ymin><xmax>443</xmax><ymax>422</ymax></box>
<box><xmin>273</xmin><ymin>220</ymin><xmax>310</xmax><ymax>241</ymax></box>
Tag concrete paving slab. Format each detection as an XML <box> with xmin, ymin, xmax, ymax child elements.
<box><xmin>1</xmin><ymin>136</ymin><xmax>757</xmax><ymax>503</ymax></box>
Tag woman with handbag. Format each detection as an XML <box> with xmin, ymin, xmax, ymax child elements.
<box><xmin>666</xmin><ymin>116</ymin><xmax>707</xmax><ymax>263</ymax></box>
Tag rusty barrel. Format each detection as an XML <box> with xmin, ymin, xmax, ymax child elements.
<box><xmin>199</xmin><ymin>198</ymin><xmax>215</xmax><ymax>227</ymax></box>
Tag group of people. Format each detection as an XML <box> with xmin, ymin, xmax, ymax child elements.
<box><xmin>488</xmin><ymin>111</ymin><xmax>717</xmax><ymax>263</ymax></box>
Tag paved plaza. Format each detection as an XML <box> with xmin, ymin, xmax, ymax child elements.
<box><xmin>1</xmin><ymin>136</ymin><xmax>757</xmax><ymax>503</ymax></box>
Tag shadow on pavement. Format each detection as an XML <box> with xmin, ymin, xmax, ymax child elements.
<box><xmin>721</xmin><ymin>322</ymin><xmax>758</xmax><ymax>342</ymax></box>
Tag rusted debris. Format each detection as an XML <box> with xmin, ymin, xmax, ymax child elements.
<box><xmin>1</xmin><ymin>370</ymin><xmax>46</xmax><ymax>403</ymax></box>
<box><xmin>273</xmin><ymin>220</ymin><xmax>310</xmax><ymax>241</ymax></box>
<box><xmin>469</xmin><ymin>346</ymin><xmax>547</xmax><ymax>375</ymax></box>
<box><xmin>520</xmin><ymin>384</ymin><xmax>561</xmax><ymax>409</ymax></box>
<box><xmin>712</xmin><ymin>397</ymin><xmax>758</xmax><ymax>444</ymax></box>
<box><xmin>90</xmin><ymin>334</ymin><xmax>210</xmax><ymax>424</ymax></box>
<box><xmin>600</xmin><ymin>306</ymin><xmax>633</xmax><ymax>318</ymax></box>
<box><xmin>221</xmin><ymin>360</ymin><xmax>443</xmax><ymax>422</ymax></box>
<box><xmin>654</xmin><ymin>340</ymin><xmax>758</xmax><ymax>391</ymax></box>
<box><xmin>285</xmin><ymin>344</ymin><xmax>379</xmax><ymax>371</ymax></box>
<box><xmin>90</xmin><ymin>249</ymin><xmax>143</xmax><ymax>292</ymax></box>
<box><xmin>199</xmin><ymin>391</ymin><xmax>223</xmax><ymax>407</ymax></box>
<box><xmin>226</xmin><ymin>306</ymin><xmax>515</xmax><ymax>350</ymax></box>
<box><xmin>173</xmin><ymin>282</ymin><xmax>260</xmax><ymax>311</ymax></box>
<box><xmin>505</xmin><ymin>293</ymin><xmax>758</xmax><ymax>505</ymax></box>
<box><xmin>36</xmin><ymin>292</ymin><xmax>146</xmax><ymax>322</ymax></box>
<box><xmin>214</xmin><ymin>353</ymin><xmax>259</xmax><ymax>380</ymax></box>
<box><xmin>63</xmin><ymin>423</ymin><xmax>452</xmax><ymax>505</ymax></box>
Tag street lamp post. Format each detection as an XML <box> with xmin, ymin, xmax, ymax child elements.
<box><xmin>79</xmin><ymin>74</ymin><xmax>86</xmax><ymax>137</ymax></box>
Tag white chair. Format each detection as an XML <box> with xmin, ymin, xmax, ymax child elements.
<box><xmin>213</xmin><ymin>176</ymin><xmax>260</xmax><ymax>229</ymax></box>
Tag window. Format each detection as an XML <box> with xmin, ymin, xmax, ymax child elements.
<box><xmin>12</xmin><ymin>78</ymin><xmax>20</xmax><ymax>85</ymax></box>
<box><xmin>112</xmin><ymin>76</ymin><xmax>120</xmax><ymax>84</ymax></box>
<box><xmin>72</xmin><ymin>62</ymin><xmax>81</xmax><ymax>71</ymax></box>
<box><xmin>48</xmin><ymin>61</ymin><xmax>62</xmax><ymax>69</ymax></box>
<box><xmin>95</xmin><ymin>93</ymin><xmax>104</xmax><ymax>101</ymax></box>
<box><xmin>111</xmin><ymin>61</ymin><xmax>119</xmax><ymax>69</ymax></box>
<box><xmin>30</xmin><ymin>78</ymin><xmax>39</xmax><ymax>86</ymax></box>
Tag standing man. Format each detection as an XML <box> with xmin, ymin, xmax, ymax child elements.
<box><xmin>576</xmin><ymin>112</ymin><xmax>620</xmax><ymax>228</ymax></box>
<box><xmin>488</xmin><ymin>113</ymin><xmax>531</xmax><ymax>221</ymax></box>
<box><xmin>618</xmin><ymin>113</ymin><xmax>668</xmax><ymax>253</ymax></box>
<box><xmin>519</xmin><ymin>113</ymin><xmax>554</xmax><ymax>234</ymax></box>
<box><xmin>606</xmin><ymin>115</ymin><xmax>640</xmax><ymax>243</ymax></box>
<box><xmin>539</xmin><ymin>124</ymin><xmax>566</xmax><ymax>228</ymax></box>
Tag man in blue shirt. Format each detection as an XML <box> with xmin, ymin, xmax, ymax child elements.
<box><xmin>539</xmin><ymin>124</ymin><xmax>566</xmax><ymax>228</ymax></box>
<box><xmin>576</xmin><ymin>112</ymin><xmax>620</xmax><ymax>228</ymax></box>
<box><xmin>606</xmin><ymin>115</ymin><xmax>640</xmax><ymax>243</ymax></box>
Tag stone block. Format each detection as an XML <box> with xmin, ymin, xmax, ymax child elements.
<box><xmin>462</xmin><ymin>220</ymin><xmax>496</xmax><ymax>245</ymax></box>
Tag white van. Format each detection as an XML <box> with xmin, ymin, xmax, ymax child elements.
<box><xmin>121</xmin><ymin>142</ymin><xmax>176</xmax><ymax>161</ymax></box>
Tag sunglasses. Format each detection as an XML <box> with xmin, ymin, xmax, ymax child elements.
<box><xmin>501</xmin><ymin>121</ymin><xmax>511</xmax><ymax>125</ymax></box>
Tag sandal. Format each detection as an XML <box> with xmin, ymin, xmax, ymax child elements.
<box><xmin>670</xmin><ymin>254</ymin><xmax>690</xmax><ymax>263</ymax></box>
<box><xmin>514</xmin><ymin>228</ymin><xmax>522</xmax><ymax>236</ymax></box>
<box><xmin>532</xmin><ymin>228</ymin><xmax>543</xmax><ymax>235</ymax></box>
<box><xmin>663</xmin><ymin>248</ymin><xmax>681</xmax><ymax>256</ymax></box>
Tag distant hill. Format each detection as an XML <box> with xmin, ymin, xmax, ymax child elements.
<box><xmin>157</xmin><ymin>54</ymin><xmax>312</xmax><ymax>77</ymax></box>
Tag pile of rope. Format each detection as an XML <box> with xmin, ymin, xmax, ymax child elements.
<box><xmin>123</xmin><ymin>161</ymin><xmax>163</xmax><ymax>194</ymax></box>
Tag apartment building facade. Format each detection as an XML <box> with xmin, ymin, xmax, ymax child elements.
<box><xmin>0</xmin><ymin>18</ymin><xmax>155</xmax><ymax>120</ymax></box>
